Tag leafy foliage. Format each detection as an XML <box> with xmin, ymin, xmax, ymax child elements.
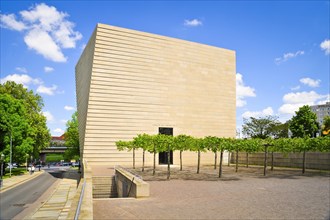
<box><xmin>64</xmin><ymin>111</ymin><xmax>80</xmax><ymax>161</ymax></box>
<box><xmin>0</xmin><ymin>81</ymin><xmax>50</xmax><ymax>164</ymax></box>
<box><xmin>289</xmin><ymin>105</ymin><xmax>319</xmax><ymax>138</ymax></box>
<box><xmin>321</xmin><ymin>116</ymin><xmax>330</xmax><ymax>136</ymax></box>
<box><xmin>242</xmin><ymin>116</ymin><xmax>282</xmax><ymax>139</ymax></box>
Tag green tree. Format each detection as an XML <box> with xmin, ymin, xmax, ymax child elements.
<box><xmin>133</xmin><ymin>134</ymin><xmax>153</xmax><ymax>172</ymax></box>
<box><xmin>0</xmin><ymin>82</ymin><xmax>50</xmax><ymax>164</ymax></box>
<box><xmin>289</xmin><ymin>105</ymin><xmax>319</xmax><ymax>138</ymax></box>
<box><xmin>116</xmin><ymin>140</ymin><xmax>135</xmax><ymax>168</ymax></box>
<box><xmin>154</xmin><ymin>134</ymin><xmax>173</xmax><ymax>179</ymax></box>
<box><xmin>173</xmin><ymin>134</ymin><xmax>193</xmax><ymax>171</ymax></box>
<box><xmin>321</xmin><ymin>116</ymin><xmax>330</xmax><ymax>136</ymax></box>
<box><xmin>190</xmin><ymin>138</ymin><xmax>206</xmax><ymax>174</ymax></box>
<box><xmin>269</xmin><ymin>121</ymin><xmax>289</xmax><ymax>138</ymax></box>
<box><xmin>204</xmin><ymin>136</ymin><xmax>219</xmax><ymax>169</ymax></box>
<box><xmin>242</xmin><ymin>116</ymin><xmax>281</xmax><ymax>139</ymax></box>
<box><xmin>64</xmin><ymin>112</ymin><xmax>80</xmax><ymax>161</ymax></box>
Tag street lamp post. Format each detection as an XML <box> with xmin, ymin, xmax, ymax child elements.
<box><xmin>0</xmin><ymin>153</ymin><xmax>4</xmax><ymax>188</ymax></box>
<box><xmin>26</xmin><ymin>154</ymin><xmax>29</xmax><ymax>171</ymax></box>
<box><xmin>10</xmin><ymin>132</ymin><xmax>12</xmax><ymax>177</ymax></box>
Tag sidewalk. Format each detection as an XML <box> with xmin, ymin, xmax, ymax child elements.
<box><xmin>0</xmin><ymin>170</ymin><xmax>44</xmax><ymax>193</ymax></box>
<box><xmin>25</xmin><ymin>178</ymin><xmax>78</xmax><ymax>220</ymax></box>
<box><xmin>25</xmin><ymin>169</ymin><xmax>80</xmax><ymax>220</ymax></box>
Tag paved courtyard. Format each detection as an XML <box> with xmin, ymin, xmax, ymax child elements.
<box><xmin>93</xmin><ymin>165</ymin><xmax>330</xmax><ymax>219</ymax></box>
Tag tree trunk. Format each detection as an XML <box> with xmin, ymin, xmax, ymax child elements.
<box><xmin>302</xmin><ymin>151</ymin><xmax>306</xmax><ymax>174</ymax></box>
<box><xmin>235</xmin><ymin>150</ymin><xmax>238</xmax><ymax>172</ymax></box>
<box><xmin>133</xmin><ymin>148</ymin><xmax>135</xmax><ymax>169</ymax></box>
<box><xmin>167</xmin><ymin>146</ymin><xmax>170</xmax><ymax>180</ymax></box>
<box><xmin>228</xmin><ymin>151</ymin><xmax>231</xmax><ymax>167</ymax></box>
<box><xmin>246</xmin><ymin>152</ymin><xmax>249</xmax><ymax>168</ymax></box>
<box><xmin>264</xmin><ymin>145</ymin><xmax>268</xmax><ymax>176</ymax></box>
<box><xmin>271</xmin><ymin>152</ymin><xmax>274</xmax><ymax>171</ymax></box>
<box><xmin>214</xmin><ymin>151</ymin><xmax>217</xmax><ymax>170</ymax></box>
<box><xmin>197</xmin><ymin>150</ymin><xmax>201</xmax><ymax>174</ymax></box>
<box><xmin>142</xmin><ymin>149</ymin><xmax>145</xmax><ymax>172</ymax></box>
<box><xmin>180</xmin><ymin>150</ymin><xmax>183</xmax><ymax>171</ymax></box>
<box><xmin>219</xmin><ymin>150</ymin><xmax>223</xmax><ymax>178</ymax></box>
<box><xmin>153</xmin><ymin>151</ymin><xmax>156</xmax><ymax>176</ymax></box>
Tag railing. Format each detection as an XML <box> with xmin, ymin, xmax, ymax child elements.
<box><xmin>74</xmin><ymin>179</ymin><xmax>86</xmax><ymax>220</ymax></box>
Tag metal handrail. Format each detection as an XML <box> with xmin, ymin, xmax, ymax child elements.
<box><xmin>74</xmin><ymin>179</ymin><xmax>86</xmax><ymax>220</ymax></box>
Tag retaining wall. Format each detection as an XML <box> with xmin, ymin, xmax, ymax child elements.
<box><xmin>230</xmin><ymin>152</ymin><xmax>330</xmax><ymax>170</ymax></box>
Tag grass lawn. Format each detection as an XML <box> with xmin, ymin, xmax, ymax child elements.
<box><xmin>3</xmin><ymin>168</ymin><xmax>28</xmax><ymax>179</ymax></box>
<box><xmin>46</xmin><ymin>153</ymin><xmax>64</xmax><ymax>162</ymax></box>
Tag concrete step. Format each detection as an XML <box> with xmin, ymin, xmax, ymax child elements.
<box><xmin>92</xmin><ymin>175</ymin><xmax>118</xmax><ymax>198</ymax></box>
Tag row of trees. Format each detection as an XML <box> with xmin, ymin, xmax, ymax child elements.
<box><xmin>0</xmin><ymin>82</ymin><xmax>50</xmax><ymax>164</ymax></box>
<box><xmin>117</xmin><ymin>134</ymin><xmax>330</xmax><ymax>179</ymax></box>
<box><xmin>242</xmin><ymin>105</ymin><xmax>329</xmax><ymax>139</ymax></box>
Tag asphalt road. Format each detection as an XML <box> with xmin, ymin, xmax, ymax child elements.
<box><xmin>0</xmin><ymin>169</ymin><xmax>63</xmax><ymax>220</ymax></box>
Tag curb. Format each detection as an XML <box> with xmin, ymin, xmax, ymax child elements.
<box><xmin>0</xmin><ymin>170</ymin><xmax>45</xmax><ymax>193</ymax></box>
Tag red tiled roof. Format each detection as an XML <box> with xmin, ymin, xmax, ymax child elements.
<box><xmin>52</xmin><ymin>135</ymin><xmax>65</xmax><ymax>141</ymax></box>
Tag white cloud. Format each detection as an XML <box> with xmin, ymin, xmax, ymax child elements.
<box><xmin>275</xmin><ymin>50</ymin><xmax>304</xmax><ymax>65</ymax></box>
<box><xmin>64</xmin><ymin>105</ymin><xmax>75</xmax><ymax>111</ymax></box>
<box><xmin>43</xmin><ymin>111</ymin><xmax>54</xmax><ymax>122</ymax></box>
<box><xmin>44</xmin><ymin>66</ymin><xmax>54</xmax><ymax>73</ymax></box>
<box><xmin>60</xmin><ymin>119</ymin><xmax>68</xmax><ymax>124</ymax></box>
<box><xmin>242</xmin><ymin>107</ymin><xmax>274</xmax><ymax>119</ymax></box>
<box><xmin>236</xmin><ymin>73</ymin><xmax>256</xmax><ymax>107</ymax></box>
<box><xmin>37</xmin><ymin>84</ymin><xmax>57</xmax><ymax>95</ymax></box>
<box><xmin>0</xmin><ymin>3</ymin><xmax>82</xmax><ymax>62</ymax></box>
<box><xmin>0</xmin><ymin>14</ymin><xmax>27</xmax><ymax>31</ymax></box>
<box><xmin>24</xmin><ymin>28</ymin><xmax>67</xmax><ymax>62</ymax></box>
<box><xmin>184</xmin><ymin>19</ymin><xmax>202</xmax><ymax>27</ymax></box>
<box><xmin>278</xmin><ymin>91</ymin><xmax>328</xmax><ymax>115</ymax></box>
<box><xmin>320</xmin><ymin>39</ymin><xmax>330</xmax><ymax>55</ymax></box>
<box><xmin>299</xmin><ymin>77</ymin><xmax>320</xmax><ymax>88</ymax></box>
<box><xmin>53</xmin><ymin>128</ymin><xmax>64</xmax><ymax>134</ymax></box>
<box><xmin>0</xmin><ymin>74</ymin><xmax>41</xmax><ymax>87</ymax></box>
<box><xmin>15</xmin><ymin>67</ymin><xmax>28</xmax><ymax>73</ymax></box>
<box><xmin>290</xmin><ymin>85</ymin><xmax>300</xmax><ymax>91</ymax></box>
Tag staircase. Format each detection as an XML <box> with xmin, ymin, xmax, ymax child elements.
<box><xmin>93</xmin><ymin>176</ymin><xmax>118</xmax><ymax>198</ymax></box>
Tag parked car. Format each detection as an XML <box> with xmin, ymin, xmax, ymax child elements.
<box><xmin>6</xmin><ymin>163</ymin><xmax>18</xmax><ymax>169</ymax></box>
<box><xmin>71</xmin><ymin>162</ymin><xmax>80</xmax><ymax>167</ymax></box>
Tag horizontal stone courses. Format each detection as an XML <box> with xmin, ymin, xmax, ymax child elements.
<box><xmin>91</xmin><ymin>66</ymin><xmax>169</xmax><ymax>79</ymax></box>
<box><xmin>97</xmin><ymin>24</ymin><xmax>234</xmax><ymax>55</ymax></box>
<box><xmin>91</xmin><ymin>71</ymin><xmax>170</xmax><ymax>85</ymax></box>
<box><xmin>94</xmin><ymin>47</ymin><xmax>227</xmax><ymax>67</ymax></box>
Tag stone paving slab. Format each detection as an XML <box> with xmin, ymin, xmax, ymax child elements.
<box><xmin>26</xmin><ymin>178</ymin><xmax>77</xmax><ymax>220</ymax></box>
<box><xmin>94</xmin><ymin>166</ymin><xmax>330</xmax><ymax>220</ymax></box>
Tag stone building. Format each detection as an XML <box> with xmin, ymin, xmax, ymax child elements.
<box><xmin>75</xmin><ymin>23</ymin><xmax>236</xmax><ymax>166</ymax></box>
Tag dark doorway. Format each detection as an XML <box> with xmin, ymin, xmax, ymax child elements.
<box><xmin>158</xmin><ymin>127</ymin><xmax>173</xmax><ymax>164</ymax></box>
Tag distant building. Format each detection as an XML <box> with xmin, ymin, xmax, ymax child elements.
<box><xmin>311</xmin><ymin>102</ymin><xmax>330</xmax><ymax>126</ymax></box>
<box><xmin>51</xmin><ymin>134</ymin><xmax>65</xmax><ymax>147</ymax></box>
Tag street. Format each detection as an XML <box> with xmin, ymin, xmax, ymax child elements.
<box><xmin>0</xmin><ymin>167</ymin><xmax>69</xmax><ymax>220</ymax></box>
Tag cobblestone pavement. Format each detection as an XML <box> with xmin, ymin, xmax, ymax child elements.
<box><xmin>94</xmin><ymin>165</ymin><xmax>330</xmax><ymax>219</ymax></box>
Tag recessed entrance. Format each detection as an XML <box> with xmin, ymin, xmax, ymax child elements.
<box><xmin>158</xmin><ymin>127</ymin><xmax>173</xmax><ymax>164</ymax></box>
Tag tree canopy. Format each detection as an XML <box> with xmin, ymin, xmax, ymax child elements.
<box><xmin>0</xmin><ymin>81</ymin><xmax>50</xmax><ymax>164</ymax></box>
<box><xmin>64</xmin><ymin>111</ymin><xmax>80</xmax><ymax>161</ymax></box>
<box><xmin>321</xmin><ymin>116</ymin><xmax>330</xmax><ymax>136</ymax></box>
<box><xmin>289</xmin><ymin>105</ymin><xmax>319</xmax><ymax>138</ymax></box>
<box><xmin>242</xmin><ymin>116</ymin><xmax>282</xmax><ymax>139</ymax></box>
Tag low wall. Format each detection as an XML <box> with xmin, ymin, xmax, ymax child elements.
<box><xmin>115</xmin><ymin>167</ymin><xmax>149</xmax><ymax>198</ymax></box>
<box><xmin>230</xmin><ymin>152</ymin><xmax>330</xmax><ymax>170</ymax></box>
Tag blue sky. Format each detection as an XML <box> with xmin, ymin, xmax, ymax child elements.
<box><xmin>1</xmin><ymin>1</ymin><xmax>329</xmax><ymax>136</ymax></box>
